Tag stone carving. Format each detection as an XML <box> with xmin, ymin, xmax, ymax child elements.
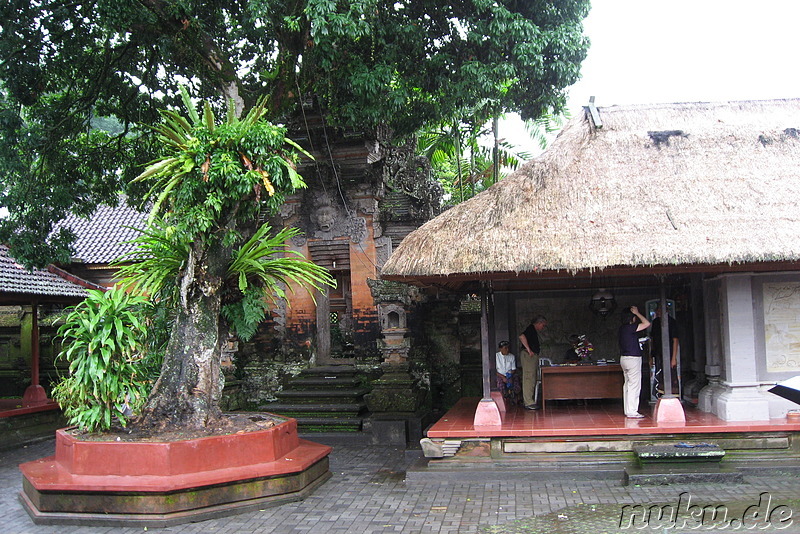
<box><xmin>278</xmin><ymin>200</ymin><xmax>300</xmax><ymax>221</ymax></box>
<box><xmin>346</xmin><ymin>216</ymin><xmax>367</xmax><ymax>244</ymax></box>
<box><xmin>764</xmin><ymin>282</ymin><xmax>800</xmax><ymax>373</ymax></box>
<box><xmin>311</xmin><ymin>196</ymin><xmax>341</xmax><ymax>240</ymax></box>
<box><xmin>380</xmin><ymin>137</ymin><xmax>443</xmax><ymax>222</ymax></box>
<box><xmin>290</xmin><ymin>227</ymin><xmax>307</xmax><ymax>247</ymax></box>
<box><xmin>374</xmin><ymin>236</ymin><xmax>392</xmax><ymax>269</ymax></box>
<box><xmin>315</xmin><ymin>202</ymin><xmax>337</xmax><ymax>233</ymax></box>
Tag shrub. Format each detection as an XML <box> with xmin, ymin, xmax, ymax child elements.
<box><xmin>51</xmin><ymin>287</ymin><xmax>152</xmax><ymax>432</ymax></box>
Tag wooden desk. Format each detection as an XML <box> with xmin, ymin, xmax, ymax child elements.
<box><xmin>540</xmin><ymin>364</ymin><xmax>623</xmax><ymax>410</ymax></box>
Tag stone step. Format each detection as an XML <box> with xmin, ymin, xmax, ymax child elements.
<box><xmin>276</xmin><ymin>388</ymin><xmax>370</xmax><ymax>402</ymax></box>
<box><xmin>624</xmin><ymin>464</ymin><xmax>744</xmax><ymax>485</ymax></box>
<box><xmin>298</xmin><ymin>366</ymin><xmax>359</xmax><ymax>378</ymax></box>
<box><xmin>288</xmin><ymin>376</ymin><xmax>362</xmax><ymax>389</ymax></box>
<box><xmin>269</xmin><ymin>366</ymin><xmax>369</xmax><ymax>435</ymax></box>
<box><xmin>633</xmin><ymin>442</ymin><xmax>725</xmax><ymax>464</ymax></box>
<box><xmin>262</xmin><ymin>403</ymin><xmax>365</xmax><ymax>415</ymax></box>
<box><xmin>293</xmin><ymin>417</ymin><xmax>363</xmax><ymax>432</ymax></box>
<box><xmin>406</xmin><ymin>455</ymin><xmax>626</xmax><ymax>483</ymax></box>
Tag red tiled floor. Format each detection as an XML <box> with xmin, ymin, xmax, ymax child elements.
<box><xmin>427</xmin><ymin>397</ymin><xmax>800</xmax><ymax>438</ymax></box>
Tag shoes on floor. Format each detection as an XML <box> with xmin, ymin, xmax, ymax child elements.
<box><xmin>625</xmin><ymin>413</ymin><xmax>645</xmax><ymax>419</ymax></box>
<box><xmin>524</xmin><ymin>404</ymin><xmax>540</xmax><ymax>410</ymax></box>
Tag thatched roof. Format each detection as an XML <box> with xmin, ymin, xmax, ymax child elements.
<box><xmin>382</xmin><ymin>99</ymin><xmax>800</xmax><ymax>282</ymax></box>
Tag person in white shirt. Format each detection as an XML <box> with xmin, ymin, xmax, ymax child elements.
<box><xmin>496</xmin><ymin>341</ymin><xmax>521</xmax><ymax>407</ymax></box>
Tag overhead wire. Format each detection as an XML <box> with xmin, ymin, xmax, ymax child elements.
<box><xmin>294</xmin><ymin>80</ymin><xmax>379</xmax><ymax>274</ymax></box>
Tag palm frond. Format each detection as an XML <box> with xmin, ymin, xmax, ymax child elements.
<box><xmin>113</xmin><ymin>221</ymin><xmax>189</xmax><ymax>301</ymax></box>
<box><xmin>228</xmin><ymin>224</ymin><xmax>334</xmax><ymax>297</ymax></box>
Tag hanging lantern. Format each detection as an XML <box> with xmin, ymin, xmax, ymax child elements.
<box><xmin>589</xmin><ymin>288</ymin><xmax>617</xmax><ymax>317</ymax></box>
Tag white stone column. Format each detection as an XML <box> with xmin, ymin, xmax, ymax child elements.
<box><xmin>714</xmin><ymin>274</ymin><xmax>771</xmax><ymax>421</ymax></box>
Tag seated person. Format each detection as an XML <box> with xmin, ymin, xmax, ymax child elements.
<box><xmin>564</xmin><ymin>335</ymin><xmax>581</xmax><ymax>364</ymax></box>
<box><xmin>495</xmin><ymin>341</ymin><xmax>521</xmax><ymax>406</ymax></box>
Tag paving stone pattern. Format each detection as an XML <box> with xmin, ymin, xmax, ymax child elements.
<box><xmin>3</xmin><ymin>438</ymin><xmax>800</xmax><ymax>533</ymax></box>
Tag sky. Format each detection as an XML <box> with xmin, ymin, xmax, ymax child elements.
<box><xmin>505</xmin><ymin>0</ymin><xmax>800</xmax><ymax>153</ymax></box>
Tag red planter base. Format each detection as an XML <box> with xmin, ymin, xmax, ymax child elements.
<box><xmin>18</xmin><ymin>416</ymin><xmax>332</xmax><ymax>527</ymax></box>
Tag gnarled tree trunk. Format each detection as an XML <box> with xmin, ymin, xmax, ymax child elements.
<box><xmin>137</xmin><ymin>241</ymin><xmax>228</xmax><ymax>431</ymax></box>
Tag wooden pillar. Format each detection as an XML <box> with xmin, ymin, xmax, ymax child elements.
<box><xmin>654</xmin><ymin>286</ymin><xmax>685</xmax><ymax>423</ymax></box>
<box><xmin>480</xmin><ymin>283</ymin><xmax>491</xmax><ymax>400</ymax></box>
<box><xmin>474</xmin><ymin>282</ymin><xmax>501</xmax><ymax>426</ymax></box>
<box><xmin>660</xmin><ymin>287</ymin><xmax>673</xmax><ymax>397</ymax></box>
<box><xmin>23</xmin><ymin>302</ymin><xmax>47</xmax><ymax>404</ymax></box>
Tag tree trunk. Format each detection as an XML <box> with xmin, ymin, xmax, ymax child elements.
<box><xmin>136</xmin><ymin>243</ymin><xmax>227</xmax><ymax>431</ymax></box>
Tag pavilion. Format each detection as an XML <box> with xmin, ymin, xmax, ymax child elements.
<box><xmin>381</xmin><ymin>99</ymin><xmax>800</xmax><ymax>455</ymax></box>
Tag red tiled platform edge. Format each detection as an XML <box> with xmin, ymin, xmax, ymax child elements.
<box><xmin>18</xmin><ymin>416</ymin><xmax>332</xmax><ymax>527</ymax></box>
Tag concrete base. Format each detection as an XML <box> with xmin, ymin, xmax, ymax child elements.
<box><xmin>18</xmin><ymin>417</ymin><xmax>332</xmax><ymax>526</ymax></box>
<box><xmin>369</xmin><ymin>410</ymin><xmax>430</xmax><ymax>447</ymax></box>
<box><xmin>0</xmin><ymin>401</ymin><xmax>65</xmax><ymax>452</ymax></box>
<box><xmin>22</xmin><ymin>385</ymin><xmax>48</xmax><ymax>404</ymax></box>
<box><xmin>371</xmin><ymin>419</ymin><xmax>408</xmax><ymax>447</ymax></box>
<box><xmin>698</xmin><ymin>378</ymin><xmax>725</xmax><ymax>413</ymax></box>
<box><xmin>654</xmin><ymin>396</ymin><xmax>686</xmax><ymax>424</ymax></box>
<box><xmin>473</xmin><ymin>399</ymin><xmax>502</xmax><ymax>427</ymax></box>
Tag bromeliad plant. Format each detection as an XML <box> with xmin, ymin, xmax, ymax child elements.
<box><xmin>52</xmin><ymin>287</ymin><xmax>152</xmax><ymax>432</ymax></box>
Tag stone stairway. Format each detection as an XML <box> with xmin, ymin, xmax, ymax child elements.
<box><xmin>623</xmin><ymin>441</ymin><xmax>743</xmax><ymax>485</ymax></box>
<box><xmin>260</xmin><ymin>366</ymin><xmax>370</xmax><ymax>433</ymax></box>
<box><xmin>407</xmin><ymin>432</ymin><xmax>800</xmax><ymax>483</ymax></box>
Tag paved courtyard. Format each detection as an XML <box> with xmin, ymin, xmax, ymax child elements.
<box><xmin>3</xmin><ymin>437</ymin><xmax>800</xmax><ymax>534</ymax></box>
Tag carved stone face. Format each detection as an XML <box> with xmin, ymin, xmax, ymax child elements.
<box><xmin>315</xmin><ymin>205</ymin><xmax>336</xmax><ymax>231</ymax></box>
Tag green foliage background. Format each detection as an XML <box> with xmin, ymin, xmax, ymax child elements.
<box><xmin>0</xmin><ymin>0</ymin><xmax>589</xmax><ymax>266</ymax></box>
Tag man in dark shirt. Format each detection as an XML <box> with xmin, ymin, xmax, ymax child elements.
<box><xmin>618</xmin><ymin>306</ymin><xmax>650</xmax><ymax>418</ymax></box>
<box><xmin>519</xmin><ymin>315</ymin><xmax>547</xmax><ymax>410</ymax></box>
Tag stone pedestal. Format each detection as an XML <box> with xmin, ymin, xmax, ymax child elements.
<box><xmin>365</xmin><ymin>362</ymin><xmax>424</xmax><ymax>413</ymax></box>
<box><xmin>653</xmin><ymin>396</ymin><xmax>686</xmax><ymax>424</ymax></box>
<box><xmin>473</xmin><ymin>399</ymin><xmax>502</xmax><ymax>426</ymax></box>
<box><xmin>363</xmin><ymin>291</ymin><xmax>427</xmax><ymax>446</ymax></box>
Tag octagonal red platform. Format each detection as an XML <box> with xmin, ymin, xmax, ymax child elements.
<box><xmin>18</xmin><ymin>415</ymin><xmax>332</xmax><ymax>527</ymax></box>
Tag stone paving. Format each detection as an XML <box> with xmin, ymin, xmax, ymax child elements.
<box><xmin>3</xmin><ymin>438</ymin><xmax>800</xmax><ymax>533</ymax></box>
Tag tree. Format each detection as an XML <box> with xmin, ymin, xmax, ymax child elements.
<box><xmin>0</xmin><ymin>0</ymin><xmax>590</xmax><ymax>267</ymax></box>
<box><xmin>111</xmin><ymin>90</ymin><xmax>335</xmax><ymax>430</ymax></box>
<box><xmin>418</xmin><ymin>118</ymin><xmax>532</xmax><ymax>204</ymax></box>
<box><xmin>1</xmin><ymin>1</ymin><xmax>589</xmax><ymax>430</ymax></box>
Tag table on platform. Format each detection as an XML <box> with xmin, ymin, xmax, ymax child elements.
<box><xmin>540</xmin><ymin>364</ymin><xmax>624</xmax><ymax>410</ymax></box>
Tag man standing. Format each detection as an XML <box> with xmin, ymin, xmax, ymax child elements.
<box><xmin>519</xmin><ymin>315</ymin><xmax>547</xmax><ymax>410</ymax></box>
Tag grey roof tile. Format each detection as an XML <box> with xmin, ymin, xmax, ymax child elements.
<box><xmin>60</xmin><ymin>199</ymin><xmax>148</xmax><ymax>264</ymax></box>
<box><xmin>0</xmin><ymin>245</ymin><xmax>94</xmax><ymax>299</ymax></box>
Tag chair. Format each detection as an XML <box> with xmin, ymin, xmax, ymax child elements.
<box><xmin>534</xmin><ymin>358</ymin><xmax>552</xmax><ymax>406</ymax></box>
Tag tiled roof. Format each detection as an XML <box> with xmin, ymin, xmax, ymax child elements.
<box><xmin>0</xmin><ymin>245</ymin><xmax>95</xmax><ymax>299</ymax></box>
<box><xmin>60</xmin><ymin>200</ymin><xmax>148</xmax><ymax>264</ymax></box>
